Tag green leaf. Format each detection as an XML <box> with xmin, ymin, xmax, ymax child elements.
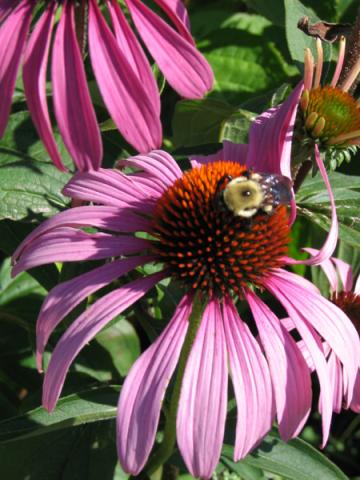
<box><xmin>222</xmin><ymin>432</ymin><xmax>349</xmax><ymax>480</ymax></box>
<box><xmin>202</xmin><ymin>13</ymin><xmax>297</xmax><ymax>104</ymax></box>
<box><xmin>0</xmin><ymin>420</ymin><xmax>125</xmax><ymax>480</ymax></box>
<box><xmin>243</xmin><ymin>0</ymin><xmax>285</xmax><ymax>26</ymax></box>
<box><xmin>297</xmin><ymin>172</ymin><xmax>360</xmax><ymax>249</ymax></box>
<box><xmin>0</xmin><ymin>258</ymin><xmax>45</xmax><ymax>307</ymax></box>
<box><xmin>0</xmin><ymin>385</ymin><xmax>119</xmax><ymax>444</ymax></box>
<box><xmin>0</xmin><ymin>220</ymin><xmax>59</xmax><ymax>291</ymax></box>
<box><xmin>220</xmin><ymin>109</ymin><xmax>255</xmax><ymax>144</ymax></box>
<box><xmin>96</xmin><ymin>320</ymin><xmax>140</xmax><ymax>377</ymax></box>
<box><xmin>172</xmin><ymin>98</ymin><xmax>236</xmax><ymax>148</ymax></box>
<box><xmin>285</xmin><ymin>0</ymin><xmax>331</xmax><ymax>69</ymax></box>
<box><xmin>0</xmin><ymin>112</ymin><xmax>72</xmax><ymax>222</ymax></box>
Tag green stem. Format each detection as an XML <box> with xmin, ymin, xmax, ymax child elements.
<box><xmin>145</xmin><ymin>293</ymin><xmax>207</xmax><ymax>475</ymax></box>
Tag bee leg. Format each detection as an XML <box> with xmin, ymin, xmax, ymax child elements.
<box><xmin>213</xmin><ymin>175</ymin><xmax>232</xmax><ymax>211</ymax></box>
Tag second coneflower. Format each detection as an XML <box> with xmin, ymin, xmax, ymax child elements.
<box><xmin>0</xmin><ymin>0</ymin><xmax>213</xmax><ymax>171</ymax></box>
<box><xmin>12</xmin><ymin>147</ymin><xmax>360</xmax><ymax>478</ymax></box>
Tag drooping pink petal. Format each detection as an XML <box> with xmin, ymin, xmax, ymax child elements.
<box><xmin>266</xmin><ymin>268</ymin><xmax>360</xmax><ymax>440</ymax></box>
<box><xmin>107</xmin><ymin>0</ymin><xmax>160</xmax><ymax>114</ymax></box>
<box><xmin>23</xmin><ymin>3</ymin><xmax>66</xmax><ymax>171</ymax></box>
<box><xmin>117</xmin><ymin>294</ymin><xmax>192</xmax><ymax>474</ymax></box>
<box><xmin>265</xmin><ymin>272</ymin><xmax>333</xmax><ymax>445</ymax></box>
<box><xmin>42</xmin><ymin>270</ymin><xmax>167</xmax><ymax>411</ymax></box>
<box><xmin>153</xmin><ymin>0</ymin><xmax>192</xmax><ymax>42</ymax></box>
<box><xmin>0</xmin><ymin>0</ymin><xmax>34</xmax><ymax>136</ymax></box>
<box><xmin>286</xmin><ymin>146</ymin><xmax>338</xmax><ymax>266</ymax></box>
<box><xmin>88</xmin><ymin>0</ymin><xmax>162</xmax><ymax>153</ymax></box>
<box><xmin>303</xmin><ymin>248</ymin><xmax>339</xmax><ymax>292</ymax></box>
<box><xmin>332</xmin><ymin>257</ymin><xmax>354</xmax><ymax>292</ymax></box>
<box><xmin>117</xmin><ymin>150</ymin><xmax>182</xmax><ymax>188</ymax></box>
<box><xmin>245</xmin><ymin>290</ymin><xmax>311</xmax><ymax>440</ymax></box>
<box><xmin>247</xmin><ymin>82</ymin><xmax>303</xmax><ymax>178</ymax></box>
<box><xmin>222</xmin><ymin>297</ymin><xmax>273</xmax><ymax>460</ymax></box>
<box><xmin>12</xmin><ymin>206</ymin><xmax>151</xmax><ymax>261</ymax></box>
<box><xmin>52</xmin><ymin>0</ymin><xmax>102</xmax><ymax>171</ymax></box>
<box><xmin>126</xmin><ymin>0</ymin><xmax>213</xmax><ymax>99</ymax></box>
<box><xmin>12</xmin><ymin>227</ymin><xmax>150</xmax><ymax>276</ymax></box>
<box><xmin>327</xmin><ymin>351</ymin><xmax>344</xmax><ymax>413</ymax></box>
<box><xmin>63</xmin><ymin>169</ymin><xmax>157</xmax><ymax>213</ymax></box>
<box><xmin>350</xmin><ymin>372</ymin><xmax>360</xmax><ymax>413</ymax></box>
<box><xmin>36</xmin><ymin>255</ymin><xmax>153</xmax><ymax>371</ymax></box>
<box><xmin>177</xmin><ymin>300</ymin><xmax>227</xmax><ymax>478</ymax></box>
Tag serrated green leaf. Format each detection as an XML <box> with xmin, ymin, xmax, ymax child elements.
<box><xmin>222</xmin><ymin>432</ymin><xmax>348</xmax><ymax>480</ymax></box>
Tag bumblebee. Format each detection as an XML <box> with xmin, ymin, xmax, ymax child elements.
<box><xmin>217</xmin><ymin>172</ymin><xmax>293</xmax><ymax>218</ymax></box>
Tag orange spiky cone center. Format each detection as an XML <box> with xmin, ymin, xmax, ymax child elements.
<box><xmin>151</xmin><ymin>161</ymin><xmax>290</xmax><ymax>297</ymax></box>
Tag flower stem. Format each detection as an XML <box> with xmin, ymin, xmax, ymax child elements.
<box><xmin>145</xmin><ymin>293</ymin><xmax>207</xmax><ymax>476</ymax></box>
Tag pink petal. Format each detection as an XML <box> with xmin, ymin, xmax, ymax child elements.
<box><xmin>332</xmin><ymin>257</ymin><xmax>354</xmax><ymax>292</ymax></box>
<box><xmin>12</xmin><ymin>227</ymin><xmax>150</xmax><ymax>276</ymax></box>
<box><xmin>42</xmin><ymin>270</ymin><xmax>167</xmax><ymax>411</ymax></box>
<box><xmin>286</xmin><ymin>146</ymin><xmax>338</xmax><ymax>266</ymax></box>
<box><xmin>23</xmin><ymin>4</ymin><xmax>66</xmax><ymax>171</ymax></box>
<box><xmin>12</xmin><ymin>205</ymin><xmax>151</xmax><ymax>262</ymax></box>
<box><xmin>88</xmin><ymin>0</ymin><xmax>162</xmax><ymax>153</ymax></box>
<box><xmin>266</xmin><ymin>269</ymin><xmax>360</xmax><ymax>442</ymax></box>
<box><xmin>247</xmin><ymin>82</ymin><xmax>303</xmax><ymax>178</ymax></box>
<box><xmin>117</xmin><ymin>294</ymin><xmax>192</xmax><ymax>474</ymax></box>
<box><xmin>266</xmin><ymin>274</ymin><xmax>332</xmax><ymax>445</ymax></box>
<box><xmin>177</xmin><ymin>300</ymin><xmax>228</xmax><ymax>478</ymax></box>
<box><xmin>36</xmin><ymin>255</ymin><xmax>153</xmax><ymax>371</ymax></box>
<box><xmin>52</xmin><ymin>0</ymin><xmax>102</xmax><ymax>171</ymax></box>
<box><xmin>222</xmin><ymin>297</ymin><xmax>273</xmax><ymax>460</ymax></box>
<box><xmin>126</xmin><ymin>0</ymin><xmax>213</xmax><ymax>99</ymax></box>
<box><xmin>117</xmin><ymin>150</ymin><xmax>182</xmax><ymax>188</ymax></box>
<box><xmin>153</xmin><ymin>0</ymin><xmax>193</xmax><ymax>42</ymax></box>
<box><xmin>327</xmin><ymin>351</ymin><xmax>344</xmax><ymax>413</ymax></box>
<box><xmin>107</xmin><ymin>0</ymin><xmax>160</xmax><ymax>114</ymax></box>
<box><xmin>63</xmin><ymin>169</ymin><xmax>157</xmax><ymax>213</ymax></box>
<box><xmin>303</xmin><ymin>248</ymin><xmax>338</xmax><ymax>292</ymax></box>
<box><xmin>245</xmin><ymin>290</ymin><xmax>311</xmax><ymax>440</ymax></box>
<box><xmin>350</xmin><ymin>372</ymin><xmax>360</xmax><ymax>413</ymax></box>
<box><xmin>0</xmin><ymin>0</ymin><xmax>34</xmax><ymax>136</ymax></box>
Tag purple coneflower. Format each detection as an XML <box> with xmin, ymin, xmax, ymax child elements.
<box><xmin>12</xmin><ymin>145</ymin><xmax>360</xmax><ymax>478</ymax></box>
<box><xmin>0</xmin><ymin>0</ymin><xmax>213</xmax><ymax>171</ymax></box>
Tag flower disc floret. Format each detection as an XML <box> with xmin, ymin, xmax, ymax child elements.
<box><xmin>151</xmin><ymin>161</ymin><xmax>290</xmax><ymax>296</ymax></box>
<box><xmin>331</xmin><ymin>291</ymin><xmax>360</xmax><ymax>333</ymax></box>
<box><xmin>302</xmin><ymin>86</ymin><xmax>360</xmax><ymax>145</ymax></box>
